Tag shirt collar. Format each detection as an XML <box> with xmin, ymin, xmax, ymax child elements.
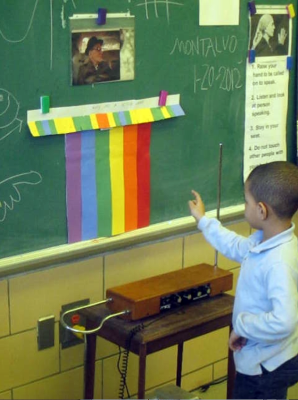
<box><xmin>249</xmin><ymin>223</ymin><xmax>295</xmax><ymax>254</ymax></box>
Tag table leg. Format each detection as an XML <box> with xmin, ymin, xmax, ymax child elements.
<box><xmin>176</xmin><ymin>343</ymin><xmax>184</xmax><ymax>387</ymax></box>
<box><xmin>84</xmin><ymin>333</ymin><xmax>97</xmax><ymax>399</ymax></box>
<box><xmin>227</xmin><ymin>325</ymin><xmax>235</xmax><ymax>399</ymax></box>
<box><xmin>138</xmin><ymin>345</ymin><xmax>147</xmax><ymax>399</ymax></box>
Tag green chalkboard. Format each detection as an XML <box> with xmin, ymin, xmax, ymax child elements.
<box><xmin>0</xmin><ymin>0</ymin><xmax>297</xmax><ymax>259</ymax></box>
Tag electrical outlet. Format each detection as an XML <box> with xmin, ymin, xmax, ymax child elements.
<box><xmin>59</xmin><ymin>298</ymin><xmax>89</xmax><ymax>349</ymax></box>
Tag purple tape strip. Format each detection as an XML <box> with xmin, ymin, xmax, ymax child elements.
<box><xmin>158</xmin><ymin>90</ymin><xmax>168</xmax><ymax>106</ymax></box>
<box><xmin>97</xmin><ymin>8</ymin><xmax>107</xmax><ymax>25</ymax></box>
<box><xmin>248</xmin><ymin>1</ymin><xmax>256</xmax><ymax>15</ymax></box>
<box><xmin>248</xmin><ymin>49</ymin><xmax>255</xmax><ymax>63</ymax></box>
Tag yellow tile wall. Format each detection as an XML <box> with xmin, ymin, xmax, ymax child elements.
<box><xmin>104</xmin><ymin>238</ymin><xmax>183</xmax><ymax>289</ymax></box>
<box><xmin>0</xmin><ymin>391</ymin><xmax>12</xmax><ymax>400</ymax></box>
<box><xmin>182</xmin><ymin>365</ymin><xmax>212</xmax><ymax>392</ymax></box>
<box><xmin>214</xmin><ymin>359</ymin><xmax>228</xmax><ymax>380</ymax></box>
<box><xmin>0</xmin><ymin>279</ymin><xmax>9</xmax><ymax>338</ymax></box>
<box><xmin>182</xmin><ymin>328</ymin><xmax>229</xmax><ymax>374</ymax></box>
<box><xmin>0</xmin><ymin>328</ymin><xmax>59</xmax><ymax>392</ymax></box>
<box><xmin>9</xmin><ymin>257</ymin><xmax>104</xmax><ymax>333</ymax></box>
<box><xmin>0</xmin><ymin>219</ymin><xmax>250</xmax><ymax>399</ymax></box>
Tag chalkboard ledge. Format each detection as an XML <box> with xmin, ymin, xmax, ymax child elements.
<box><xmin>0</xmin><ymin>204</ymin><xmax>245</xmax><ymax>280</ymax></box>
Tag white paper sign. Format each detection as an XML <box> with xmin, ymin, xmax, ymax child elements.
<box><xmin>243</xmin><ymin>6</ymin><xmax>292</xmax><ymax>180</ymax></box>
<box><xmin>244</xmin><ymin>60</ymin><xmax>289</xmax><ymax>180</ymax></box>
<box><xmin>199</xmin><ymin>0</ymin><xmax>240</xmax><ymax>26</ymax></box>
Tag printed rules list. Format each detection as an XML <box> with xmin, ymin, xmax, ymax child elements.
<box><xmin>243</xmin><ymin>59</ymin><xmax>289</xmax><ymax>180</ymax></box>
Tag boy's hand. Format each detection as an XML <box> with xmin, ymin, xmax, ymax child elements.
<box><xmin>229</xmin><ymin>329</ymin><xmax>247</xmax><ymax>352</ymax></box>
<box><xmin>188</xmin><ymin>190</ymin><xmax>205</xmax><ymax>223</ymax></box>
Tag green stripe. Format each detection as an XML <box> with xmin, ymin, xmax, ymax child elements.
<box><xmin>48</xmin><ymin>119</ymin><xmax>58</xmax><ymax>135</ymax></box>
<box><xmin>35</xmin><ymin>121</ymin><xmax>46</xmax><ymax>136</ymax></box>
<box><xmin>166</xmin><ymin>105</ymin><xmax>175</xmax><ymax>117</ymax></box>
<box><xmin>95</xmin><ymin>130</ymin><xmax>112</xmax><ymax>237</ymax></box>
<box><xmin>113</xmin><ymin>112</ymin><xmax>121</xmax><ymax>127</ymax></box>
<box><xmin>124</xmin><ymin>111</ymin><xmax>132</xmax><ymax>125</ymax></box>
<box><xmin>151</xmin><ymin>107</ymin><xmax>164</xmax><ymax>121</ymax></box>
<box><xmin>73</xmin><ymin>116</ymin><xmax>93</xmax><ymax>131</ymax></box>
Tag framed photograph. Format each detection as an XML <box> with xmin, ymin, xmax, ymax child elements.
<box><xmin>70</xmin><ymin>14</ymin><xmax>135</xmax><ymax>86</ymax></box>
<box><xmin>249</xmin><ymin>13</ymin><xmax>289</xmax><ymax>57</ymax></box>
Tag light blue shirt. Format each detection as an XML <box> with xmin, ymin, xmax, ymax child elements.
<box><xmin>198</xmin><ymin>216</ymin><xmax>298</xmax><ymax>375</ymax></box>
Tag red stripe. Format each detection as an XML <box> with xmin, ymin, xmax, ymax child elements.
<box><xmin>137</xmin><ymin>123</ymin><xmax>151</xmax><ymax>228</ymax></box>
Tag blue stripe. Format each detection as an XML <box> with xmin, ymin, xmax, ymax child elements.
<box><xmin>118</xmin><ymin>111</ymin><xmax>127</xmax><ymax>126</ymax></box>
<box><xmin>81</xmin><ymin>130</ymin><xmax>98</xmax><ymax>240</ymax></box>
<box><xmin>170</xmin><ymin>104</ymin><xmax>185</xmax><ymax>117</ymax></box>
<box><xmin>42</xmin><ymin>120</ymin><xmax>52</xmax><ymax>135</ymax></box>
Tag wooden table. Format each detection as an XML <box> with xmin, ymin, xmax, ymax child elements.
<box><xmin>80</xmin><ymin>293</ymin><xmax>235</xmax><ymax>399</ymax></box>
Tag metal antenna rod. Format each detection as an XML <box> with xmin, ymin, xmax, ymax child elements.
<box><xmin>214</xmin><ymin>143</ymin><xmax>223</xmax><ymax>267</ymax></box>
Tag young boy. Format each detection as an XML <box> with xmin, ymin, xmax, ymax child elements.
<box><xmin>188</xmin><ymin>161</ymin><xmax>298</xmax><ymax>399</ymax></box>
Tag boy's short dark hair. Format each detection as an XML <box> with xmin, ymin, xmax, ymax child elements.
<box><xmin>246</xmin><ymin>161</ymin><xmax>298</xmax><ymax>219</ymax></box>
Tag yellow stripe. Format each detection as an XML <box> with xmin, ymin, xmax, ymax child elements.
<box><xmin>54</xmin><ymin>117</ymin><xmax>76</xmax><ymax>134</ymax></box>
<box><xmin>110</xmin><ymin>127</ymin><xmax>125</xmax><ymax>235</ymax></box>
<box><xmin>107</xmin><ymin>112</ymin><xmax>116</xmax><ymax>128</ymax></box>
<box><xmin>135</xmin><ymin>109</ymin><xmax>142</xmax><ymax>123</ymax></box>
<box><xmin>143</xmin><ymin>108</ymin><xmax>154</xmax><ymax>123</ymax></box>
<box><xmin>28</xmin><ymin>121</ymin><xmax>40</xmax><ymax>137</ymax></box>
<box><xmin>160</xmin><ymin>106</ymin><xmax>171</xmax><ymax>119</ymax></box>
<box><xmin>134</xmin><ymin>109</ymin><xmax>143</xmax><ymax>123</ymax></box>
<box><xmin>90</xmin><ymin>114</ymin><xmax>99</xmax><ymax>129</ymax></box>
<box><xmin>129</xmin><ymin>109</ymin><xmax>138</xmax><ymax>125</ymax></box>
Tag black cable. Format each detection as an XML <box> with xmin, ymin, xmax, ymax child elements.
<box><xmin>197</xmin><ymin>376</ymin><xmax>227</xmax><ymax>393</ymax></box>
<box><xmin>117</xmin><ymin>308</ymin><xmax>186</xmax><ymax>399</ymax></box>
<box><xmin>118</xmin><ymin>323</ymin><xmax>144</xmax><ymax>399</ymax></box>
<box><xmin>117</xmin><ymin>346</ymin><xmax>131</xmax><ymax>398</ymax></box>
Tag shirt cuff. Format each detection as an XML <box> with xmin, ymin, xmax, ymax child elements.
<box><xmin>198</xmin><ymin>215</ymin><xmax>210</xmax><ymax>231</ymax></box>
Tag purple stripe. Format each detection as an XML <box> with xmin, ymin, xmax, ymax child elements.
<box><xmin>65</xmin><ymin>133</ymin><xmax>82</xmax><ymax>243</ymax></box>
<box><xmin>81</xmin><ymin>130</ymin><xmax>98</xmax><ymax>240</ymax></box>
<box><xmin>42</xmin><ymin>120</ymin><xmax>52</xmax><ymax>135</ymax></box>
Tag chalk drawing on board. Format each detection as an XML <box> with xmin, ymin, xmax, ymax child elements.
<box><xmin>0</xmin><ymin>0</ymin><xmax>54</xmax><ymax>70</ymax></box>
<box><xmin>0</xmin><ymin>0</ymin><xmax>39</xmax><ymax>43</ymax></box>
<box><xmin>0</xmin><ymin>89</ymin><xmax>23</xmax><ymax>142</ymax></box>
<box><xmin>61</xmin><ymin>0</ymin><xmax>77</xmax><ymax>29</ymax></box>
<box><xmin>136</xmin><ymin>0</ymin><xmax>184</xmax><ymax>22</ymax></box>
<box><xmin>0</xmin><ymin>172</ymin><xmax>42</xmax><ymax>223</ymax></box>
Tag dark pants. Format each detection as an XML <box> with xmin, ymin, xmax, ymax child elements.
<box><xmin>233</xmin><ymin>354</ymin><xmax>298</xmax><ymax>399</ymax></box>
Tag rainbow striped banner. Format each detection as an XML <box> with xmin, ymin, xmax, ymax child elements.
<box><xmin>27</xmin><ymin>95</ymin><xmax>185</xmax><ymax>137</ymax></box>
<box><xmin>65</xmin><ymin>123</ymin><xmax>151</xmax><ymax>242</ymax></box>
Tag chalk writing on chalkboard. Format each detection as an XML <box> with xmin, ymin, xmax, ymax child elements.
<box><xmin>169</xmin><ymin>35</ymin><xmax>244</xmax><ymax>92</ymax></box>
<box><xmin>136</xmin><ymin>0</ymin><xmax>184</xmax><ymax>22</ymax></box>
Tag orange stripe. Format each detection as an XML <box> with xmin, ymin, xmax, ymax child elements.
<box><xmin>123</xmin><ymin>125</ymin><xmax>138</xmax><ymax>231</ymax></box>
<box><xmin>96</xmin><ymin>113</ymin><xmax>110</xmax><ymax>129</ymax></box>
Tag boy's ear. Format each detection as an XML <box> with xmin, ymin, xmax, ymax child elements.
<box><xmin>257</xmin><ymin>202</ymin><xmax>268</xmax><ymax>220</ymax></box>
